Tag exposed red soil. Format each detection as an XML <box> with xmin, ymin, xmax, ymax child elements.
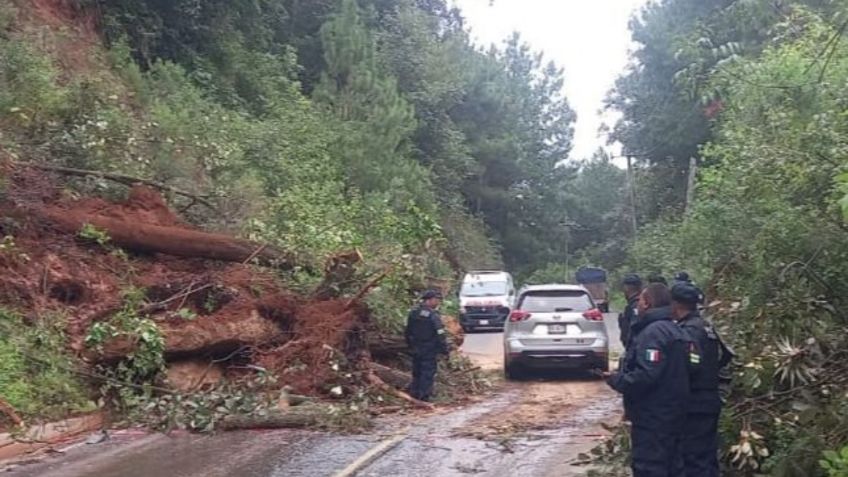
<box><xmin>0</xmin><ymin>162</ymin><xmax>370</xmax><ymax>397</ymax></box>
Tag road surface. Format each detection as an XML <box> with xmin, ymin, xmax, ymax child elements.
<box><xmin>3</xmin><ymin>315</ymin><xmax>623</xmax><ymax>477</ymax></box>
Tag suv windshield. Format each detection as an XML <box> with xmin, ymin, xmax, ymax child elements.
<box><xmin>461</xmin><ymin>281</ymin><xmax>508</xmax><ymax>297</ymax></box>
<box><xmin>518</xmin><ymin>290</ymin><xmax>593</xmax><ymax>312</ymax></box>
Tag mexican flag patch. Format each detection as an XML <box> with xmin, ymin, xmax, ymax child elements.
<box><xmin>645</xmin><ymin>348</ymin><xmax>662</xmax><ymax>363</ymax></box>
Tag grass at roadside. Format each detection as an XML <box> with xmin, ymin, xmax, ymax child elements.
<box><xmin>0</xmin><ymin>308</ymin><xmax>96</xmax><ymax>424</ymax></box>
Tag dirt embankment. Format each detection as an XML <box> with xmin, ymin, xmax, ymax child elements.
<box><xmin>0</xmin><ymin>162</ymin><xmax>461</xmax><ymax>412</ymax></box>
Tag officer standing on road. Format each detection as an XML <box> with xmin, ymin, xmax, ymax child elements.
<box><xmin>672</xmin><ymin>283</ymin><xmax>729</xmax><ymax>477</ymax></box>
<box><xmin>618</xmin><ymin>274</ymin><xmax>643</xmax><ymax>348</ymax></box>
<box><xmin>405</xmin><ymin>290</ymin><xmax>449</xmax><ymax>402</ymax></box>
<box><xmin>607</xmin><ymin>283</ymin><xmax>690</xmax><ymax>477</ymax></box>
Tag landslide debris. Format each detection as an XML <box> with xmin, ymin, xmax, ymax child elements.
<box><xmin>0</xmin><ymin>162</ymin><xmax>469</xmax><ymax>429</ymax></box>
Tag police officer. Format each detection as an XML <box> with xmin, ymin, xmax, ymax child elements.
<box><xmin>618</xmin><ymin>274</ymin><xmax>643</xmax><ymax>348</ymax></box>
<box><xmin>404</xmin><ymin>290</ymin><xmax>449</xmax><ymax>402</ymax></box>
<box><xmin>672</xmin><ymin>283</ymin><xmax>729</xmax><ymax>477</ymax></box>
<box><xmin>607</xmin><ymin>283</ymin><xmax>690</xmax><ymax>477</ymax></box>
<box><xmin>673</xmin><ymin>271</ymin><xmax>706</xmax><ymax>305</ymax></box>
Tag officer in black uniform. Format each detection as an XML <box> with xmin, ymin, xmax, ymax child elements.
<box><xmin>618</xmin><ymin>274</ymin><xmax>643</xmax><ymax>348</ymax></box>
<box><xmin>647</xmin><ymin>272</ymin><xmax>668</xmax><ymax>286</ymax></box>
<box><xmin>672</xmin><ymin>283</ymin><xmax>730</xmax><ymax>477</ymax></box>
<box><xmin>405</xmin><ymin>290</ymin><xmax>449</xmax><ymax>402</ymax></box>
<box><xmin>673</xmin><ymin>271</ymin><xmax>706</xmax><ymax>305</ymax></box>
<box><xmin>607</xmin><ymin>283</ymin><xmax>690</xmax><ymax>477</ymax></box>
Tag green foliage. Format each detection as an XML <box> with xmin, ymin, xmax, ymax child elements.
<box><xmin>0</xmin><ymin>309</ymin><xmax>93</xmax><ymax>421</ymax></box>
<box><xmin>85</xmin><ymin>287</ymin><xmax>165</xmax><ymax>381</ymax></box>
<box><xmin>522</xmin><ymin>263</ymin><xmax>576</xmax><ymax>286</ymax></box>
<box><xmin>821</xmin><ymin>446</ymin><xmax>848</xmax><ymax>477</ymax></box>
<box><xmin>78</xmin><ymin>223</ymin><xmax>111</xmax><ymax>246</ymax></box>
<box><xmin>314</xmin><ymin>0</ymin><xmax>429</xmax><ymax>207</ymax></box>
<box><xmin>0</xmin><ymin>31</ymin><xmax>68</xmax><ymax>128</ymax></box>
<box><xmin>121</xmin><ymin>373</ymin><xmax>279</xmax><ymax>433</ymax></box>
<box><xmin>621</xmin><ymin>8</ymin><xmax>848</xmax><ymax>476</ymax></box>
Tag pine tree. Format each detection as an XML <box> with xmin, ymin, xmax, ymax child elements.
<box><xmin>314</xmin><ymin>0</ymin><xmax>426</xmax><ymax>204</ymax></box>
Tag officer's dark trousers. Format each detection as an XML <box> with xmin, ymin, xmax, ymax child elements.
<box><xmin>682</xmin><ymin>413</ymin><xmax>720</xmax><ymax>477</ymax></box>
<box><xmin>411</xmin><ymin>354</ymin><xmax>437</xmax><ymax>401</ymax></box>
<box><xmin>631</xmin><ymin>424</ymin><xmax>684</xmax><ymax>477</ymax></box>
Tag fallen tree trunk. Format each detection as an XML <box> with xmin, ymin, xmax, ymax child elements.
<box><xmin>371</xmin><ymin>362</ymin><xmax>411</xmax><ymax>390</ymax></box>
<box><xmin>219</xmin><ymin>409</ymin><xmax>324</xmax><ymax>430</ymax></box>
<box><xmin>365</xmin><ymin>370</ymin><xmax>433</xmax><ymax>409</ymax></box>
<box><xmin>39</xmin><ymin>209</ymin><xmax>296</xmax><ymax>269</ymax></box>
<box><xmin>367</xmin><ymin>334</ymin><xmax>409</xmax><ymax>359</ymax></box>
<box><xmin>98</xmin><ymin>307</ymin><xmax>293</xmax><ymax>361</ymax></box>
<box><xmin>365</xmin><ymin>316</ymin><xmax>463</xmax><ymax>359</ymax></box>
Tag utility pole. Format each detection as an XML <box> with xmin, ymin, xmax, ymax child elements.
<box><xmin>626</xmin><ymin>154</ymin><xmax>638</xmax><ymax>239</ymax></box>
<box><xmin>685</xmin><ymin>156</ymin><xmax>698</xmax><ymax>213</ymax></box>
<box><xmin>560</xmin><ymin>220</ymin><xmax>577</xmax><ymax>275</ymax></box>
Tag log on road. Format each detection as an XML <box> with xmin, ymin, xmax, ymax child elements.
<box><xmin>219</xmin><ymin>408</ymin><xmax>324</xmax><ymax>430</ymax></box>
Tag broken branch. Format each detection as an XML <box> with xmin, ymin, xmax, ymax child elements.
<box><xmin>24</xmin><ymin>162</ymin><xmax>218</xmax><ymax>211</ymax></box>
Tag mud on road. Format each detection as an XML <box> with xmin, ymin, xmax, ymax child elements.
<box><xmin>3</xmin><ymin>317</ymin><xmax>622</xmax><ymax>477</ymax></box>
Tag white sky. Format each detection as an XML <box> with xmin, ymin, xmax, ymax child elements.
<box><xmin>452</xmin><ymin>0</ymin><xmax>648</xmax><ymax>162</ymax></box>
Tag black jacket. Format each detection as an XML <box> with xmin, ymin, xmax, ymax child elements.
<box><xmin>617</xmin><ymin>293</ymin><xmax>640</xmax><ymax>348</ymax></box>
<box><xmin>608</xmin><ymin>306</ymin><xmax>690</xmax><ymax>430</ymax></box>
<box><xmin>405</xmin><ymin>305</ymin><xmax>449</xmax><ymax>356</ymax></box>
<box><xmin>678</xmin><ymin>311</ymin><xmax>723</xmax><ymax>414</ymax></box>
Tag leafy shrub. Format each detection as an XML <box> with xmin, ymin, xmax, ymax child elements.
<box><xmin>0</xmin><ymin>309</ymin><xmax>93</xmax><ymax>421</ymax></box>
<box><xmin>822</xmin><ymin>446</ymin><xmax>848</xmax><ymax>477</ymax></box>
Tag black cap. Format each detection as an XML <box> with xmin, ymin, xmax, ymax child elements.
<box><xmin>421</xmin><ymin>289</ymin><xmax>443</xmax><ymax>300</ymax></box>
<box><xmin>671</xmin><ymin>283</ymin><xmax>700</xmax><ymax>304</ymax></box>
<box><xmin>647</xmin><ymin>273</ymin><xmax>668</xmax><ymax>285</ymax></box>
<box><xmin>674</xmin><ymin>271</ymin><xmax>690</xmax><ymax>282</ymax></box>
<box><xmin>622</xmin><ymin>274</ymin><xmax>642</xmax><ymax>287</ymax></box>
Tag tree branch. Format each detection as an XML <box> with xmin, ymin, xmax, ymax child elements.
<box><xmin>23</xmin><ymin>162</ymin><xmax>218</xmax><ymax>211</ymax></box>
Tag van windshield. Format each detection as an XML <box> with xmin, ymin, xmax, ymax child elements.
<box><xmin>461</xmin><ymin>281</ymin><xmax>508</xmax><ymax>297</ymax></box>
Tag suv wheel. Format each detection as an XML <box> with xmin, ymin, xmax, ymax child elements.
<box><xmin>504</xmin><ymin>362</ymin><xmax>523</xmax><ymax>381</ymax></box>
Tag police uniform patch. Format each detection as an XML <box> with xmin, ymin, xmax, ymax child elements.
<box><xmin>419</xmin><ymin>309</ymin><xmax>431</xmax><ymax>318</ymax></box>
<box><xmin>646</xmin><ymin>348</ymin><xmax>662</xmax><ymax>363</ymax></box>
<box><xmin>688</xmin><ymin>342</ymin><xmax>701</xmax><ymax>364</ymax></box>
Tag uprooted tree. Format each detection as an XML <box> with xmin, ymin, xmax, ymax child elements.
<box><xmin>0</xmin><ymin>163</ymin><xmax>467</xmax><ymax>430</ymax></box>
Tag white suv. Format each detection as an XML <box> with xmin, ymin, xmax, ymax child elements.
<box><xmin>503</xmin><ymin>284</ymin><xmax>609</xmax><ymax>379</ymax></box>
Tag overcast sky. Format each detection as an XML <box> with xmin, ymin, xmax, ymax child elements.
<box><xmin>451</xmin><ymin>0</ymin><xmax>648</xmax><ymax>162</ymax></box>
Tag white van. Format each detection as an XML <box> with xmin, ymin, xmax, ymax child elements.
<box><xmin>458</xmin><ymin>271</ymin><xmax>516</xmax><ymax>332</ymax></box>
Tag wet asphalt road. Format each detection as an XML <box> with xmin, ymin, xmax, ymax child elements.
<box><xmin>4</xmin><ymin>314</ymin><xmax>622</xmax><ymax>477</ymax></box>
